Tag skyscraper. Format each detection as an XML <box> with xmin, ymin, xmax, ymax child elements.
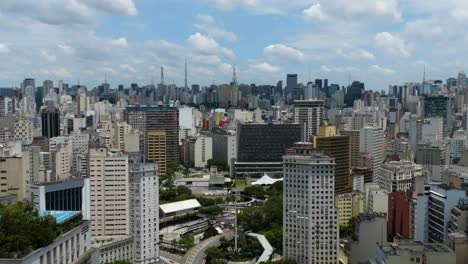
<box><xmin>286</xmin><ymin>74</ymin><xmax>298</xmax><ymax>97</ymax></box>
<box><xmin>89</xmin><ymin>148</ymin><xmax>130</xmax><ymax>242</ymax></box>
<box><xmin>128</xmin><ymin>153</ymin><xmax>160</xmax><ymax>263</ymax></box>
<box><xmin>41</xmin><ymin>105</ymin><xmax>60</xmax><ymax>138</ymax></box>
<box><xmin>313</xmin><ymin>132</ymin><xmax>352</xmax><ymax>194</ymax></box>
<box><xmin>125</xmin><ymin>105</ymin><xmax>179</xmax><ymax>163</ymax></box>
<box><xmin>359</xmin><ymin>126</ymin><xmax>384</xmax><ymax>185</ymax></box>
<box><xmin>345</xmin><ymin>81</ymin><xmax>364</xmax><ymax>107</ymax></box>
<box><xmin>293</xmin><ymin>100</ymin><xmax>324</xmax><ymax>141</ymax></box>
<box><xmin>147</xmin><ymin>131</ymin><xmax>166</xmax><ymax>176</ymax></box>
<box><xmin>283</xmin><ymin>143</ymin><xmax>338</xmax><ymax>263</ymax></box>
<box><xmin>43</xmin><ymin>80</ymin><xmax>53</xmax><ymax>96</ymax></box>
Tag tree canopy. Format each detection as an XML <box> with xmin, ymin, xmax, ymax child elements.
<box><xmin>0</xmin><ymin>202</ymin><xmax>59</xmax><ymax>258</ymax></box>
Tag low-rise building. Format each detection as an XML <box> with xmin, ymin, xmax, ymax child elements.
<box><xmin>372</xmin><ymin>239</ymin><xmax>456</xmax><ymax>264</ymax></box>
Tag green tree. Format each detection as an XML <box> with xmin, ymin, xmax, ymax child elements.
<box><xmin>104</xmin><ymin>260</ymin><xmax>131</xmax><ymax>264</ymax></box>
<box><xmin>206</xmin><ymin>246</ymin><xmax>225</xmax><ymax>263</ymax></box>
<box><xmin>238</xmin><ymin>207</ymin><xmax>264</xmax><ymax>232</ymax></box>
<box><xmin>0</xmin><ymin>202</ymin><xmax>59</xmax><ymax>258</ymax></box>
<box><xmin>243</xmin><ymin>186</ymin><xmax>266</xmax><ymax>199</ymax></box>
<box><xmin>206</xmin><ymin>159</ymin><xmax>228</xmax><ymax>171</ymax></box>
<box><xmin>199</xmin><ymin>205</ymin><xmax>224</xmax><ymax>217</ymax></box>
<box><xmin>203</xmin><ymin>225</ymin><xmax>219</xmax><ymax>239</ymax></box>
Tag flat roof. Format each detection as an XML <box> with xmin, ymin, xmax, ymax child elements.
<box><xmin>159</xmin><ymin>199</ymin><xmax>201</xmax><ymax>214</ymax></box>
<box><xmin>39</xmin><ymin>210</ymin><xmax>81</xmax><ymax>224</ymax></box>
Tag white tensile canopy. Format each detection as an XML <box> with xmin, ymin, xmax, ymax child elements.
<box><xmin>251</xmin><ymin>173</ymin><xmax>283</xmax><ymax>186</ymax></box>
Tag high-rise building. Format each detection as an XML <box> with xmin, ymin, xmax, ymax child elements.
<box><xmin>359</xmin><ymin>126</ymin><xmax>384</xmax><ymax>184</ymax></box>
<box><xmin>423</xmin><ymin>95</ymin><xmax>454</xmax><ymax>134</ymax></box>
<box><xmin>283</xmin><ymin>143</ymin><xmax>338</xmax><ymax>263</ymax></box>
<box><xmin>341</xmin><ymin>130</ymin><xmax>360</xmax><ymax>168</ymax></box>
<box><xmin>125</xmin><ymin>105</ymin><xmax>179</xmax><ymax>163</ymax></box>
<box><xmin>387</xmin><ymin>191</ymin><xmax>413</xmax><ymax>240</ymax></box>
<box><xmin>14</xmin><ymin>118</ymin><xmax>34</xmax><ymax>145</ymax></box>
<box><xmin>128</xmin><ymin>154</ymin><xmax>160</xmax><ymax>263</ymax></box>
<box><xmin>345</xmin><ymin>81</ymin><xmax>364</xmax><ymax>107</ymax></box>
<box><xmin>234</xmin><ymin>122</ymin><xmax>302</xmax><ymax>177</ymax></box>
<box><xmin>147</xmin><ymin>131</ymin><xmax>166</xmax><ymax>176</ymax></box>
<box><xmin>41</xmin><ymin>105</ymin><xmax>60</xmax><ymax>138</ymax></box>
<box><xmin>293</xmin><ymin>100</ymin><xmax>324</xmax><ymax>141</ymax></box>
<box><xmin>381</xmin><ymin>161</ymin><xmax>418</xmax><ymax>193</ymax></box>
<box><xmin>286</xmin><ymin>74</ymin><xmax>298</xmax><ymax>96</ymax></box>
<box><xmin>416</xmin><ymin>141</ymin><xmax>450</xmax><ymax>182</ymax></box>
<box><xmin>89</xmin><ymin>148</ymin><xmax>130</xmax><ymax>242</ymax></box>
<box><xmin>43</xmin><ymin>80</ymin><xmax>53</xmax><ymax>96</ymax></box>
<box><xmin>313</xmin><ymin>131</ymin><xmax>351</xmax><ymax>194</ymax></box>
<box><xmin>415</xmin><ymin>184</ymin><xmax>466</xmax><ymax>243</ymax></box>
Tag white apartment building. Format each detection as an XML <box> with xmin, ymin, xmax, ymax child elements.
<box><xmin>381</xmin><ymin>160</ymin><xmax>418</xmax><ymax>193</ymax></box>
<box><xmin>450</xmin><ymin>129</ymin><xmax>466</xmax><ymax>160</ymax></box>
<box><xmin>113</xmin><ymin>121</ymin><xmax>132</xmax><ymax>150</ymax></box>
<box><xmin>89</xmin><ymin>148</ymin><xmax>130</xmax><ymax>242</ymax></box>
<box><xmin>359</xmin><ymin>126</ymin><xmax>384</xmax><ymax>184</ymax></box>
<box><xmin>283</xmin><ymin>143</ymin><xmax>338</xmax><ymax>264</ymax></box>
<box><xmin>129</xmin><ymin>158</ymin><xmax>160</xmax><ymax>263</ymax></box>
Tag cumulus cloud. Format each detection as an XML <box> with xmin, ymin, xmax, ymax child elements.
<box><xmin>0</xmin><ymin>0</ymin><xmax>137</xmax><ymax>25</ymax></box>
<box><xmin>321</xmin><ymin>65</ymin><xmax>360</xmax><ymax>73</ymax></box>
<box><xmin>375</xmin><ymin>32</ymin><xmax>410</xmax><ymax>57</ymax></box>
<box><xmin>250</xmin><ymin>62</ymin><xmax>280</xmax><ymax>73</ymax></box>
<box><xmin>194</xmin><ymin>14</ymin><xmax>237</xmax><ymax>42</ymax></box>
<box><xmin>336</xmin><ymin>47</ymin><xmax>375</xmax><ymax>60</ymax></box>
<box><xmin>263</xmin><ymin>44</ymin><xmax>304</xmax><ymax>64</ymax></box>
<box><xmin>303</xmin><ymin>4</ymin><xmax>328</xmax><ymax>21</ymax></box>
<box><xmin>334</xmin><ymin>0</ymin><xmax>401</xmax><ymax>21</ymax></box>
<box><xmin>0</xmin><ymin>43</ymin><xmax>10</xmax><ymax>54</ymax></box>
<box><xmin>370</xmin><ymin>64</ymin><xmax>395</xmax><ymax>75</ymax></box>
<box><xmin>187</xmin><ymin>32</ymin><xmax>235</xmax><ymax>59</ymax></box>
<box><xmin>81</xmin><ymin>0</ymin><xmax>137</xmax><ymax>16</ymax></box>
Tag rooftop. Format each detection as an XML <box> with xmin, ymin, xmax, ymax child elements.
<box><xmin>159</xmin><ymin>199</ymin><xmax>201</xmax><ymax>214</ymax></box>
<box><xmin>38</xmin><ymin>211</ymin><xmax>81</xmax><ymax>224</ymax></box>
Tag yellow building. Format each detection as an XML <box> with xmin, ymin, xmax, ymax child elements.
<box><xmin>318</xmin><ymin>125</ymin><xmax>336</xmax><ymax>137</ymax></box>
<box><xmin>313</xmin><ymin>129</ymin><xmax>352</xmax><ymax>194</ymax></box>
<box><xmin>336</xmin><ymin>192</ymin><xmax>365</xmax><ymax>226</ymax></box>
<box><xmin>147</xmin><ymin>131</ymin><xmax>166</xmax><ymax>176</ymax></box>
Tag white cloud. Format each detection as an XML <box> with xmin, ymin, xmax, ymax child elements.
<box><xmin>120</xmin><ymin>64</ymin><xmax>136</xmax><ymax>73</ymax></box>
<box><xmin>375</xmin><ymin>32</ymin><xmax>410</xmax><ymax>57</ymax></box>
<box><xmin>0</xmin><ymin>43</ymin><xmax>10</xmax><ymax>54</ymax></box>
<box><xmin>452</xmin><ymin>9</ymin><xmax>468</xmax><ymax>24</ymax></box>
<box><xmin>187</xmin><ymin>32</ymin><xmax>235</xmax><ymax>59</ymax></box>
<box><xmin>0</xmin><ymin>0</ymin><xmax>137</xmax><ymax>25</ymax></box>
<box><xmin>196</xmin><ymin>14</ymin><xmax>215</xmax><ymax>24</ymax></box>
<box><xmin>40</xmin><ymin>50</ymin><xmax>57</xmax><ymax>62</ymax></box>
<box><xmin>370</xmin><ymin>65</ymin><xmax>395</xmax><ymax>75</ymax></box>
<box><xmin>263</xmin><ymin>44</ymin><xmax>304</xmax><ymax>64</ymax></box>
<box><xmin>110</xmin><ymin>37</ymin><xmax>128</xmax><ymax>47</ymax></box>
<box><xmin>333</xmin><ymin>0</ymin><xmax>401</xmax><ymax>21</ymax></box>
<box><xmin>321</xmin><ymin>65</ymin><xmax>360</xmax><ymax>73</ymax></box>
<box><xmin>40</xmin><ymin>68</ymin><xmax>72</xmax><ymax>78</ymax></box>
<box><xmin>195</xmin><ymin>14</ymin><xmax>237</xmax><ymax>42</ymax></box>
<box><xmin>250</xmin><ymin>62</ymin><xmax>280</xmax><ymax>73</ymax></box>
<box><xmin>303</xmin><ymin>4</ymin><xmax>328</xmax><ymax>21</ymax></box>
<box><xmin>58</xmin><ymin>44</ymin><xmax>74</xmax><ymax>55</ymax></box>
<box><xmin>81</xmin><ymin>0</ymin><xmax>137</xmax><ymax>16</ymax></box>
<box><xmin>336</xmin><ymin>47</ymin><xmax>375</xmax><ymax>60</ymax></box>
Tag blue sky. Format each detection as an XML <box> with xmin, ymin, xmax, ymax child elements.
<box><xmin>0</xmin><ymin>0</ymin><xmax>468</xmax><ymax>90</ymax></box>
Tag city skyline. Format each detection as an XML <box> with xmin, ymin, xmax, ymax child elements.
<box><xmin>1</xmin><ymin>1</ymin><xmax>468</xmax><ymax>89</ymax></box>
